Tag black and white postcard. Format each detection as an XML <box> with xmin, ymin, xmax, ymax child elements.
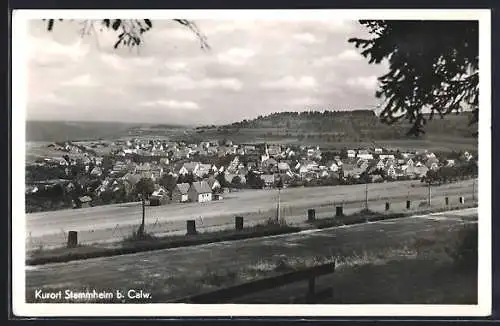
<box><xmin>11</xmin><ymin>9</ymin><xmax>491</xmax><ymax>317</ymax></box>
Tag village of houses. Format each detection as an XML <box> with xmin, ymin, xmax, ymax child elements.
<box><xmin>25</xmin><ymin>137</ymin><xmax>476</xmax><ymax>212</ymax></box>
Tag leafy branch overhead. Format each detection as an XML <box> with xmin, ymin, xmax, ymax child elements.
<box><xmin>43</xmin><ymin>19</ymin><xmax>210</xmax><ymax>50</ymax></box>
<box><xmin>348</xmin><ymin>20</ymin><xmax>478</xmax><ymax>136</ymax></box>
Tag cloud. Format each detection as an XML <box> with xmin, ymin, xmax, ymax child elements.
<box><xmin>337</xmin><ymin>49</ymin><xmax>363</xmax><ymax>61</ymax></box>
<box><xmin>217</xmin><ymin>47</ymin><xmax>255</xmax><ymax>65</ymax></box>
<box><xmin>151</xmin><ymin>74</ymin><xmax>243</xmax><ymax>91</ymax></box>
<box><xmin>61</xmin><ymin>74</ymin><xmax>100</xmax><ymax>87</ymax></box>
<box><xmin>166</xmin><ymin>61</ymin><xmax>188</xmax><ymax>72</ymax></box>
<box><xmin>139</xmin><ymin>100</ymin><xmax>200</xmax><ymax>110</ymax></box>
<box><xmin>33</xmin><ymin>93</ymin><xmax>72</xmax><ymax>106</ymax></box>
<box><xmin>289</xmin><ymin>96</ymin><xmax>322</xmax><ymax>106</ymax></box>
<box><xmin>311</xmin><ymin>56</ymin><xmax>337</xmax><ymax>67</ymax></box>
<box><xmin>347</xmin><ymin>76</ymin><xmax>379</xmax><ymax>91</ymax></box>
<box><xmin>261</xmin><ymin>76</ymin><xmax>317</xmax><ymax>90</ymax></box>
<box><xmin>100</xmin><ymin>53</ymin><xmax>125</xmax><ymax>71</ymax></box>
<box><xmin>29</xmin><ymin>36</ymin><xmax>90</xmax><ymax>67</ymax></box>
<box><xmin>293</xmin><ymin>33</ymin><xmax>318</xmax><ymax>44</ymax></box>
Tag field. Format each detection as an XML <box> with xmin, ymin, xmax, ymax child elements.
<box><xmin>26</xmin><ymin>179</ymin><xmax>477</xmax><ymax>250</ymax></box>
<box><xmin>25</xmin><ymin>208</ymin><xmax>477</xmax><ymax>304</ymax></box>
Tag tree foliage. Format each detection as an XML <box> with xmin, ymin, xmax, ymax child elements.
<box><xmin>349</xmin><ymin>20</ymin><xmax>479</xmax><ymax>136</ymax></box>
<box><xmin>43</xmin><ymin>18</ymin><xmax>210</xmax><ymax>50</ymax></box>
<box><xmin>134</xmin><ymin>177</ymin><xmax>155</xmax><ymax>198</ymax></box>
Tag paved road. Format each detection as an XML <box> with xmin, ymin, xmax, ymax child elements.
<box><xmin>25</xmin><ymin>179</ymin><xmax>476</xmax><ymax>249</ymax></box>
<box><xmin>25</xmin><ymin>207</ymin><xmax>477</xmax><ymax>303</ymax></box>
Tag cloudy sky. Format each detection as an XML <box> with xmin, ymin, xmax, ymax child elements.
<box><xmin>26</xmin><ymin>19</ymin><xmax>388</xmax><ymax>125</ymax></box>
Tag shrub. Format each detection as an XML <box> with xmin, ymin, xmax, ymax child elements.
<box><xmin>445</xmin><ymin>224</ymin><xmax>478</xmax><ymax>271</ymax></box>
<box><xmin>123</xmin><ymin>229</ymin><xmax>158</xmax><ymax>243</ymax></box>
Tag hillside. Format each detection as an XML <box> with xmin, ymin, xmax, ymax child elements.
<box><xmin>25</xmin><ymin>121</ymin><xmax>186</xmax><ymax>142</ymax></box>
<box><xmin>190</xmin><ymin>110</ymin><xmax>477</xmax><ymax>151</ymax></box>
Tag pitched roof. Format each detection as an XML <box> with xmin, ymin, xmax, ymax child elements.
<box><xmin>175</xmin><ymin>183</ymin><xmax>190</xmax><ymax>194</ymax></box>
<box><xmin>207</xmin><ymin>178</ymin><xmax>220</xmax><ymax>188</ymax></box>
<box><xmin>277</xmin><ymin>162</ymin><xmax>290</xmax><ymax>170</ymax></box>
<box><xmin>79</xmin><ymin>196</ymin><xmax>92</xmax><ymax>203</ymax></box>
<box><xmin>190</xmin><ymin>181</ymin><xmax>212</xmax><ymax>194</ymax></box>
<box><xmin>182</xmin><ymin>162</ymin><xmax>201</xmax><ymax>172</ymax></box>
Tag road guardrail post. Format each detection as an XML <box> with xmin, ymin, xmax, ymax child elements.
<box><xmin>186</xmin><ymin>220</ymin><xmax>197</xmax><ymax>235</ymax></box>
<box><xmin>235</xmin><ymin>216</ymin><xmax>244</xmax><ymax>230</ymax></box>
<box><xmin>307</xmin><ymin>209</ymin><xmax>316</xmax><ymax>222</ymax></box>
<box><xmin>67</xmin><ymin>231</ymin><xmax>78</xmax><ymax>248</ymax></box>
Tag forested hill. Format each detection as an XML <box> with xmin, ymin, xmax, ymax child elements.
<box><xmin>191</xmin><ymin>110</ymin><xmax>477</xmax><ymax>149</ymax></box>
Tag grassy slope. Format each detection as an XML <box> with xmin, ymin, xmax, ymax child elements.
<box><xmin>191</xmin><ymin>111</ymin><xmax>477</xmax><ymax>151</ymax></box>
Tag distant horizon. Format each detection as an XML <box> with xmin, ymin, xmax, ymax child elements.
<box><xmin>26</xmin><ymin>107</ymin><xmax>382</xmax><ymax>127</ymax></box>
<box><xmin>26</xmin><ymin>106</ymin><xmax>477</xmax><ymax>128</ymax></box>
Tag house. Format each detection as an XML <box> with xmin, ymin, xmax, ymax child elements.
<box><xmin>171</xmin><ymin>183</ymin><xmax>190</xmax><ymax>203</ymax></box>
<box><xmin>342</xmin><ymin>163</ymin><xmax>360</xmax><ymax>178</ymax></box>
<box><xmin>374</xmin><ymin>148</ymin><xmax>383</xmax><ymax>154</ymax></box>
<box><xmin>188</xmin><ymin>181</ymin><xmax>212</xmax><ymax>203</ymax></box>
<box><xmin>347</xmin><ymin>150</ymin><xmax>356</xmax><ymax>158</ymax></box>
<box><xmin>277</xmin><ymin>162</ymin><xmax>291</xmax><ymax>172</ymax></box>
<box><xmin>207</xmin><ymin>147</ymin><xmax>218</xmax><ymax>156</ymax></box>
<box><xmin>90</xmin><ymin>167</ymin><xmax>102</xmax><ymax>177</ymax></box>
<box><xmin>405</xmin><ymin>165</ymin><xmax>429</xmax><ymax>178</ymax></box>
<box><xmin>445</xmin><ymin>159</ymin><xmax>455</xmax><ymax>167</ymax></box>
<box><xmin>112</xmin><ymin>161</ymin><xmax>129</xmax><ymax>174</ymax></box>
<box><xmin>357</xmin><ymin>150</ymin><xmax>373</xmax><ymax>160</ymax></box>
<box><xmin>195</xmin><ymin>164</ymin><xmax>212</xmax><ymax>178</ymax></box>
<box><xmin>77</xmin><ymin>195</ymin><xmax>92</xmax><ymax>208</ymax></box>
<box><xmin>299</xmin><ymin>160</ymin><xmax>319</xmax><ymax>174</ymax></box>
<box><xmin>375</xmin><ymin>159</ymin><xmax>386</xmax><ymax>170</ymax></box>
<box><xmin>206</xmin><ymin>177</ymin><xmax>221</xmax><ymax>191</ymax></box>
<box><xmin>178</xmin><ymin>162</ymin><xmax>201</xmax><ymax>176</ymax></box>
<box><xmin>386</xmin><ymin>165</ymin><xmax>396</xmax><ymax>178</ymax></box>
<box><xmin>244</xmin><ymin>145</ymin><xmax>256</xmax><ymax>152</ymax></box>
<box><xmin>224</xmin><ymin>173</ymin><xmax>237</xmax><ymax>184</ymax></box>
<box><xmin>150</xmin><ymin>186</ymin><xmax>170</xmax><ymax>206</ymax></box>
<box><xmin>268</xmin><ymin>145</ymin><xmax>282</xmax><ymax>157</ymax></box>
<box><xmin>159</xmin><ymin>158</ymin><xmax>170</xmax><ymax>166</ymax></box>
<box><xmin>262</xmin><ymin>158</ymin><xmax>278</xmax><ymax>171</ymax></box>
<box><xmin>260</xmin><ymin>174</ymin><xmax>275</xmax><ymax>189</ymax></box>
<box><xmin>379</xmin><ymin>154</ymin><xmax>395</xmax><ymax>160</ymax></box>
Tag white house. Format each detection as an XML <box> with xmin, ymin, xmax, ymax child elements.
<box><xmin>172</xmin><ymin>183</ymin><xmax>190</xmax><ymax>203</ymax></box>
<box><xmin>357</xmin><ymin>150</ymin><xmax>373</xmax><ymax>160</ymax></box>
<box><xmin>178</xmin><ymin>162</ymin><xmax>201</xmax><ymax>176</ymax></box>
<box><xmin>347</xmin><ymin>150</ymin><xmax>356</xmax><ymax>158</ymax></box>
<box><xmin>188</xmin><ymin>181</ymin><xmax>213</xmax><ymax>203</ymax></box>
